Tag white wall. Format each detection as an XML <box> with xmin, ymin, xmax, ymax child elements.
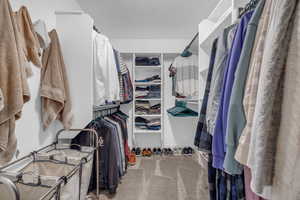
<box><xmin>111</xmin><ymin>39</ymin><xmax>190</xmax><ymax>54</ymax></box>
<box><xmin>10</xmin><ymin>0</ymin><xmax>82</xmax><ymax>158</ymax></box>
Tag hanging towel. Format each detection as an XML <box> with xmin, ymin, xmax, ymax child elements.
<box><xmin>40</xmin><ymin>29</ymin><xmax>73</xmax><ymax>130</ymax></box>
<box><xmin>34</xmin><ymin>19</ymin><xmax>51</xmax><ymax>50</ymax></box>
<box><xmin>0</xmin><ymin>0</ymin><xmax>31</xmax><ymax>165</ymax></box>
<box><xmin>0</xmin><ymin>89</ymin><xmax>4</xmax><ymax>112</ymax></box>
<box><xmin>14</xmin><ymin>6</ymin><xmax>42</xmax><ymax>70</ymax></box>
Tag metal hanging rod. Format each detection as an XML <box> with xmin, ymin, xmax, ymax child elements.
<box><xmin>93</xmin><ymin>102</ymin><xmax>120</xmax><ymax>112</ymax></box>
<box><xmin>93</xmin><ymin>102</ymin><xmax>120</xmax><ymax>118</ymax></box>
<box><xmin>181</xmin><ymin>32</ymin><xmax>199</xmax><ymax>55</ymax></box>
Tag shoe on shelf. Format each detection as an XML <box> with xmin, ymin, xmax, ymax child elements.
<box><xmin>167</xmin><ymin>148</ymin><xmax>173</xmax><ymax>155</ymax></box>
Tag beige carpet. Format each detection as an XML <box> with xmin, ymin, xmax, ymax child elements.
<box><xmin>97</xmin><ymin>156</ymin><xmax>209</xmax><ymax>200</ymax></box>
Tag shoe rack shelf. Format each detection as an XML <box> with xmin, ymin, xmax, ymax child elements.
<box><xmin>132</xmin><ymin>53</ymin><xmax>165</xmax><ymax>148</ymax></box>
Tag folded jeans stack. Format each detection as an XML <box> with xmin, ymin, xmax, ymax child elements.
<box><xmin>135</xmin><ymin>100</ymin><xmax>150</xmax><ymax>115</ymax></box>
<box><xmin>135</xmin><ymin>100</ymin><xmax>161</xmax><ymax>115</ymax></box>
<box><xmin>135</xmin><ymin>117</ymin><xmax>161</xmax><ymax>131</ymax></box>
<box><xmin>135</xmin><ymin>57</ymin><xmax>160</xmax><ymax>66</ymax></box>
<box><xmin>135</xmin><ymin>75</ymin><xmax>161</xmax><ymax>83</ymax></box>
<box><xmin>135</xmin><ymin>85</ymin><xmax>161</xmax><ymax>99</ymax></box>
<box><xmin>149</xmin><ymin>103</ymin><xmax>161</xmax><ymax>114</ymax></box>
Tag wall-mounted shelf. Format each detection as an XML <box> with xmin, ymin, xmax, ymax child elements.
<box><xmin>135</xmin><ymin>66</ymin><xmax>161</xmax><ymax>69</ymax></box>
<box><xmin>135</xmin><ymin>82</ymin><xmax>161</xmax><ymax>86</ymax></box>
<box><xmin>132</xmin><ymin>53</ymin><xmax>164</xmax><ymax>148</ymax></box>
<box><xmin>135</xmin><ymin>114</ymin><xmax>162</xmax><ymax>117</ymax></box>
<box><xmin>134</xmin><ymin>129</ymin><xmax>162</xmax><ymax>134</ymax></box>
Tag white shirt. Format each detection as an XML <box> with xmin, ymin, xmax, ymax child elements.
<box><xmin>92</xmin><ymin>31</ymin><xmax>120</xmax><ymax>106</ymax></box>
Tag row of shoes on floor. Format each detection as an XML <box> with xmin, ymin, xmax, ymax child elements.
<box><xmin>128</xmin><ymin>147</ymin><xmax>194</xmax><ymax>165</ymax></box>
<box><xmin>132</xmin><ymin>147</ymin><xmax>194</xmax><ymax>157</ymax></box>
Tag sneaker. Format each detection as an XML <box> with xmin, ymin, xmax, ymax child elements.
<box><xmin>142</xmin><ymin>148</ymin><xmax>147</xmax><ymax>157</ymax></box>
<box><xmin>136</xmin><ymin>147</ymin><xmax>141</xmax><ymax>156</ymax></box>
<box><xmin>147</xmin><ymin>148</ymin><xmax>152</xmax><ymax>157</ymax></box>
<box><xmin>128</xmin><ymin>151</ymin><xmax>136</xmax><ymax>166</ymax></box>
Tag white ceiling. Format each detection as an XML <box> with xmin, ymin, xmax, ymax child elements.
<box><xmin>77</xmin><ymin>0</ymin><xmax>220</xmax><ymax>39</ymax></box>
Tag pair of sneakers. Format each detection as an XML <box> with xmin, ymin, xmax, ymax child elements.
<box><xmin>182</xmin><ymin>147</ymin><xmax>194</xmax><ymax>155</ymax></box>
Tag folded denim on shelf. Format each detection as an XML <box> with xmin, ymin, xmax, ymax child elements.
<box><xmin>135</xmin><ymin>75</ymin><xmax>161</xmax><ymax>83</ymax></box>
<box><xmin>135</xmin><ymin>117</ymin><xmax>149</xmax><ymax>123</ymax></box>
<box><xmin>135</xmin><ymin>57</ymin><xmax>160</xmax><ymax>66</ymax></box>
<box><xmin>146</xmin><ymin>126</ymin><xmax>161</xmax><ymax>130</ymax></box>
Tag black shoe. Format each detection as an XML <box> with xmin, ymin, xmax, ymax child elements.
<box><xmin>187</xmin><ymin>147</ymin><xmax>194</xmax><ymax>155</ymax></box>
<box><xmin>182</xmin><ymin>147</ymin><xmax>189</xmax><ymax>155</ymax></box>
<box><xmin>153</xmin><ymin>148</ymin><xmax>157</xmax><ymax>155</ymax></box>
<box><xmin>132</xmin><ymin>148</ymin><xmax>136</xmax><ymax>154</ymax></box>
<box><xmin>157</xmin><ymin>148</ymin><xmax>162</xmax><ymax>155</ymax></box>
<box><xmin>163</xmin><ymin>148</ymin><xmax>168</xmax><ymax>155</ymax></box>
<box><xmin>136</xmin><ymin>147</ymin><xmax>141</xmax><ymax>156</ymax></box>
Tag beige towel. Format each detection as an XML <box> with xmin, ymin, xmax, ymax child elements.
<box><xmin>14</xmin><ymin>6</ymin><xmax>42</xmax><ymax>74</ymax></box>
<box><xmin>0</xmin><ymin>0</ymin><xmax>31</xmax><ymax>164</ymax></box>
<box><xmin>0</xmin><ymin>89</ymin><xmax>4</xmax><ymax>112</ymax></box>
<box><xmin>41</xmin><ymin>29</ymin><xmax>73</xmax><ymax>130</ymax></box>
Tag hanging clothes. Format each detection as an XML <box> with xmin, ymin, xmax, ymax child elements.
<box><xmin>224</xmin><ymin>0</ymin><xmax>266</xmax><ymax>175</ymax></box>
<box><xmin>247</xmin><ymin>0</ymin><xmax>298</xmax><ymax>198</ymax></box>
<box><xmin>0</xmin><ymin>0</ymin><xmax>31</xmax><ymax>165</ymax></box>
<box><xmin>234</xmin><ymin>0</ymin><xmax>272</xmax><ymax>168</ymax></box>
<box><xmin>212</xmin><ymin>10</ymin><xmax>254</xmax><ymax>170</ymax></box>
<box><xmin>172</xmin><ymin>54</ymin><xmax>199</xmax><ymax>98</ymax></box>
<box><xmin>40</xmin><ymin>29</ymin><xmax>73</xmax><ymax>130</ymax></box>
<box><xmin>92</xmin><ymin>31</ymin><xmax>120</xmax><ymax>106</ymax></box>
<box><xmin>272</xmin><ymin>2</ymin><xmax>300</xmax><ymax>199</ymax></box>
<box><xmin>194</xmin><ymin>38</ymin><xmax>218</xmax><ymax>152</ymax></box>
<box><xmin>113</xmin><ymin>50</ymin><xmax>133</xmax><ymax>104</ymax></box>
<box><xmin>71</xmin><ymin>112</ymin><xmax>129</xmax><ymax>194</ymax></box>
<box><xmin>206</xmin><ymin>24</ymin><xmax>236</xmax><ymax>136</ymax></box>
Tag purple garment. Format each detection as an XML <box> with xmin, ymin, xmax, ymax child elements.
<box><xmin>212</xmin><ymin>11</ymin><xmax>253</xmax><ymax>170</ymax></box>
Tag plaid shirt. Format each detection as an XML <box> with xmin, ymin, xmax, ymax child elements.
<box><xmin>194</xmin><ymin>38</ymin><xmax>218</xmax><ymax>152</ymax></box>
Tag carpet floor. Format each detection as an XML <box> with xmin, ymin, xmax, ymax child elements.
<box><xmin>97</xmin><ymin>156</ymin><xmax>209</xmax><ymax>200</ymax></box>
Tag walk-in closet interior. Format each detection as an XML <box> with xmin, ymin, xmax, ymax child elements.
<box><xmin>1</xmin><ymin>0</ymin><xmax>300</xmax><ymax>199</ymax></box>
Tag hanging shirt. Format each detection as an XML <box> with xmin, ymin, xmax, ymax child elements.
<box><xmin>173</xmin><ymin>54</ymin><xmax>199</xmax><ymax>98</ymax></box>
<box><xmin>92</xmin><ymin>31</ymin><xmax>120</xmax><ymax>106</ymax></box>
<box><xmin>206</xmin><ymin>24</ymin><xmax>236</xmax><ymax>136</ymax></box>
<box><xmin>212</xmin><ymin>11</ymin><xmax>254</xmax><ymax>170</ymax></box>
<box><xmin>224</xmin><ymin>0</ymin><xmax>266</xmax><ymax>175</ymax></box>
<box><xmin>194</xmin><ymin>38</ymin><xmax>218</xmax><ymax>152</ymax></box>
